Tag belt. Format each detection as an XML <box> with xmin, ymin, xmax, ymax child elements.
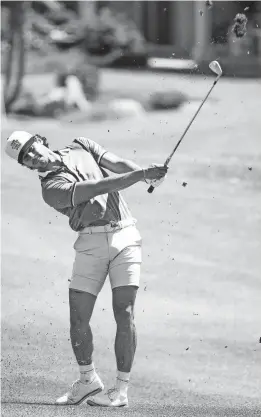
<box><xmin>79</xmin><ymin>218</ymin><xmax>137</xmax><ymax>234</ymax></box>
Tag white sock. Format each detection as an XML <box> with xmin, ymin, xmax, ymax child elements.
<box><xmin>116</xmin><ymin>371</ymin><xmax>130</xmax><ymax>394</ymax></box>
<box><xmin>79</xmin><ymin>363</ymin><xmax>96</xmax><ymax>384</ymax></box>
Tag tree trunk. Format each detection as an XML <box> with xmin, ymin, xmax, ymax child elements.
<box><xmin>4</xmin><ymin>1</ymin><xmax>26</xmax><ymax>113</ymax></box>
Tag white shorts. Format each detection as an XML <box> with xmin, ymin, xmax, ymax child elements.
<box><xmin>69</xmin><ymin>219</ymin><xmax>142</xmax><ymax>296</ymax></box>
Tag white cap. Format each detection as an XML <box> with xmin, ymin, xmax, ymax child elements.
<box><xmin>5</xmin><ymin>131</ymin><xmax>34</xmax><ymax>164</ymax></box>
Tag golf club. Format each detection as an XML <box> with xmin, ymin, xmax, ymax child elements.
<box><xmin>147</xmin><ymin>60</ymin><xmax>223</xmax><ymax>193</ymax></box>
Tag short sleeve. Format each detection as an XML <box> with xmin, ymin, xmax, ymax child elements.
<box><xmin>41</xmin><ymin>178</ymin><xmax>76</xmax><ymax>210</ymax></box>
<box><xmin>74</xmin><ymin>137</ymin><xmax>107</xmax><ymax>165</ymax></box>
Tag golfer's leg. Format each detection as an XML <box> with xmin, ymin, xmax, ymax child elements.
<box><xmin>87</xmin><ymin>285</ymin><xmax>138</xmax><ymax>406</ymax></box>
<box><xmin>69</xmin><ymin>289</ymin><xmax>97</xmax><ymax>365</ymax></box>
<box><xmin>56</xmin><ymin>290</ymin><xmax>104</xmax><ymax>405</ymax></box>
<box><xmin>112</xmin><ymin>285</ymin><xmax>138</xmax><ymax>372</ymax></box>
<box><xmin>87</xmin><ymin>228</ymin><xmax>141</xmax><ymax>407</ymax></box>
<box><xmin>109</xmin><ymin>230</ymin><xmax>141</xmax><ymax>374</ymax></box>
<box><xmin>69</xmin><ymin>231</ymin><xmax>109</xmax><ymax>365</ymax></box>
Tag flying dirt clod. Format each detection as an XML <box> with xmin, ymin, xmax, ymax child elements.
<box><xmin>231</xmin><ymin>13</ymin><xmax>248</xmax><ymax>38</ymax></box>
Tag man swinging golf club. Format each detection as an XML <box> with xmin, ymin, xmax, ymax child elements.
<box><xmin>5</xmin><ymin>131</ymin><xmax>168</xmax><ymax>407</ymax></box>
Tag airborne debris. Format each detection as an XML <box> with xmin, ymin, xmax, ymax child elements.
<box><xmin>182</xmin><ymin>182</ymin><xmax>188</xmax><ymax>187</ymax></box>
<box><xmin>231</xmin><ymin>13</ymin><xmax>248</xmax><ymax>38</ymax></box>
<box><xmin>206</xmin><ymin>0</ymin><xmax>213</xmax><ymax>8</ymax></box>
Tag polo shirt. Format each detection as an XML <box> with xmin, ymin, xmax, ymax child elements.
<box><xmin>40</xmin><ymin>137</ymin><xmax>132</xmax><ymax>231</ymax></box>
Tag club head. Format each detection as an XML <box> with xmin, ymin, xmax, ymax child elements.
<box><xmin>209</xmin><ymin>60</ymin><xmax>223</xmax><ymax>77</ymax></box>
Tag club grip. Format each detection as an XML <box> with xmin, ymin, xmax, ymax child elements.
<box><xmin>147</xmin><ymin>185</ymin><xmax>155</xmax><ymax>193</ymax></box>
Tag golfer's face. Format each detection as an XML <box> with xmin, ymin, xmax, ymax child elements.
<box><xmin>22</xmin><ymin>141</ymin><xmax>50</xmax><ymax>171</ymax></box>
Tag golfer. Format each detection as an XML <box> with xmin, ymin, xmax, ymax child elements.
<box><xmin>5</xmin><ymin>131</ymin><xmax>167</xmax><ymax>407</ymax></box>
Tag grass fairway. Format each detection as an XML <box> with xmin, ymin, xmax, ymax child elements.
<box><xmin>1</xmin><ymin>70</ymin><xmax>261</xmax><ymax>417</ymax></box>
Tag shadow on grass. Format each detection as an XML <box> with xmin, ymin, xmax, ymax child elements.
<box><xmin>1</xmin><ymin>401</ymin><xmax>56</xmax><ymax>406</ymax></box>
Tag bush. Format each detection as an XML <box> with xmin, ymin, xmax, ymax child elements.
<box><xmin>55</xmin><ymin>7</ymin><xmax>147</xmax><ymax>56</ymax></box>
<box><xmin>56</xmin><ymin>63</ymin><xmax>100</xmax><ymax>101</ymax></box>
<box><xmin>148</xmin><ymin>91</ymin><xmax>188</xmax><ymax>111</ymax></box>
<box><xmin>84</xmin><ymin>7</ymin><xmax>146</xmax><ymax>55</ymax></box>
<box><xmin>2</xmin><ymin>4</ymin><xmax>147</xmax><ymax>58</ymax></box>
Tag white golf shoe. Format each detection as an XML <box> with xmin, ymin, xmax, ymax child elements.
<box><xmin>56</xmin><ymin>375</ymin><xmax>104</xmax><ymax>405</ymax></box>
<box><xmin>87</xmin><ymin>387</ymin><xmax>128</xmax><ymax>407</ymax></box>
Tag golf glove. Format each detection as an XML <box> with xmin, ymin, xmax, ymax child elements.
<box><xmin>146</xmin><ymin>163</ymin><xmax>167</xmax><ymax>188</ymax></box>
<box><xmin>146</xmin><ymin>176</ymin><xmax>166</xmax><ymax>188</ymax></box>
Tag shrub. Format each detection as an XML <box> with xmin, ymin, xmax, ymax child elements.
<box><xmin>148</xmin><ymin>91</ymin><xmax>188</xmax><ymax>111</ymax></box>
<box><xmin>57</xmin><ymin>7</ymin><xmax>147</xmax><ymax>56</ymax></box>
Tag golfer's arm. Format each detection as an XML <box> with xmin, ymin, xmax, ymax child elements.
<box><xmin>73</xmin><ymin>170</ymin><xmax>144</xmax><ymax>205</ymax></box>
<box><xmin>100</xmin><ymin>152</ymin><xmax>142</xmax><ymax>174</ymax></box>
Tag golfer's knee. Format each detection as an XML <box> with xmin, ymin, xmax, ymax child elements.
<box><xmin>114</xmin><ymin>303</ymin><xmax>135</xmax><ymax>327</ymax></box>
<box><xmin>69</xmin><ymin>289</ymin><xmax>96</xmax><ymax>327</ymax></box>
<box><xmin>70</xmin><ymin>315</ymin><xmax>90</xmax><ymax>334</ymax></box>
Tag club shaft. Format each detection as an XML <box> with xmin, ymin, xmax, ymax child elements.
<box><xmin>164</xmin><ymin>76</ymin><xmax>220</xmax><ymax>166</ymax></box>
<box><xmin>147</xmin><ymin>73</ymin><xmax>221</xmax><ymax>193</ymax></box>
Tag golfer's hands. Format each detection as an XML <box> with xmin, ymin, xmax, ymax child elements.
<box><xmin>143</xmin><ymin>163</ymin><xmax>168</xmax><ymax>187</ymax></box>
<box><xmin>146</xmin><ymin>176</ymin><xmax>165</xmax><ymax>188</ymax></box>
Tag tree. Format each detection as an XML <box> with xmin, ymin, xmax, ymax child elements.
<box><xmin>2</xmin><ymin>0</ymin><xmax>68</xmax><ymax>113</ymax></box>
<box><xmin>3</xmin><ymin>1</ymin><xmax>27</xmax><ymax>113</ymax></box>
